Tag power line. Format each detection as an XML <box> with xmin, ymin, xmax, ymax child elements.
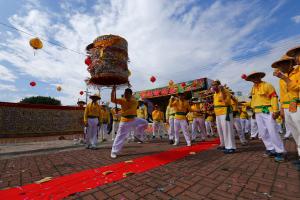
<box><xmin>0</xmin><ymin>21</ymin><xmax>86</xmax><ymax>56</ymax></box>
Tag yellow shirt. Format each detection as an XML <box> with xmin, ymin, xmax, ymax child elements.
<box><xmin>101</xmin><ymin>108</ymin><xmax>110</xmax><ymax>124</ymax></box>
<box><xmin>84</xmin><ymin>102</ymin><xmax>101</xmax><ymax>124</ymax></box>
<box><xmin>152</xmin><ymin>110</ymin><xmax>164</xmax><ymax>122</ymax></box>
<box><xmin>137</xmin><ymin>105</ymin><xmax>148</xmax><ymax>119</ymax></box>
<box><xmin>191</xmin><ymin>103</ymin><xmax>205</xmax><ymax>118</ymax></box>
<box><xmin>187</xmin><ymin>112</ymin><xmax>194</xmax><ymax>122</ymax></box>
<box><xmin>114</xmin><ymin>98</ymin><xmax>138</xmax><ymax>122</ymax></box>
<box><xmin>213</xmin><ymin>90</ymin><xmax>232</xmax><ymax>116</ymax></box>
<box><xmin>166</xmin><ymin>106</ymin><xmax>176</xmax><ymax>120</ymax></box>
<box><xmin>111</xmin><ymin>108</ymin><xmax>121</xmax><ymax>121</ymax></box>
<box><xmin>240</xmin><ymin>104</ymin><xmax>248</xmax><ymax>119</ymax></box>
<box><xmin>281</xmin><ymin>65</ymin><xmax>300</xmax><ymax>108</ymax></box>
<box><xmin>170</xmin><ymin>99</ymin><xmax>190</xmax><ymax>120</ymax></box>
<box><xmin>250</xmin><ymin>81</ymin><xmax>279</xmax><ymax>113</ymax></box>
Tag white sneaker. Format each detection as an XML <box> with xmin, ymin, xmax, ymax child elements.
<box><xmin>187</xmin><ymin>143</ymin><xmax>191</xmax><ymax>147</ymax></box>
<box><xmin>173</xmin><ymin>141</ymin><xmax>179</xmax><ymax>146</ymax></box>
<box><xmin>110</xmin><ymin>152</ymin><xmax>117</xmax><ymax>159</ymax></box>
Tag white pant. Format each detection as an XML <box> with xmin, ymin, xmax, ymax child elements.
<box><xmin>168</xmin><ymin>118</ymin><xmax>175</xmax><ymax>140</ymax></box>
<box><xmin>216</xmin><ymin>114</ymin><xmax>236</xmax><ymax>149</ymax></box>
<box><xmin>233</xmin><ymin>118</ymin><xmax>247</xmax><ymax>143</ymax></box>
<box><xmin>192</xmin><ymin>118</ymin><xmax>206</xmax><ymax>140</ymax></box>
<box><xmin>174</xmin><ymin>119</ymin><xmax>191</xmax><ymax>145</ymax></box>
<box><xmin>250</xmin><ymin>118</ymin><xmax>259</xmax><ymax>138</ymax></box>
<box><xmin>283</xmin><ymin>108</ymin><xmax>292</xmax><ymax>138</ymax></box>
<box><xmin>205</xmin><ymin>121</ymin><xmax>215</xmax><ymax>136</ymax></box>
<box><xmin>112</xmin><ymin>121</ymin><xmax>120</xmax><ymax>140</ymax></box>
<box><xmin>111</xmin><ymin>118</ymin><xmax>148</xmax><ymax>154</ymax></box>
<box><xmin>99</xmin><ymin>123</ymin><xmax>108</xmax><ymax>141</ymax></box>
<box><xmin>276</xmin><ymin>123</ymin><xmax>283</xmax><ymax>133</ymax></box>
<box><xmin>240</xmin><ymin>119</ymin><xmax>249</xmax><ymax>134</ymax></box>
<box><xmin>286</xmin><ymin>109</ymin><xmax>300</xmax><ymax>156</ymax></box>
<box><xmin>255</xmin><ymin>113</ymin><xmax>285</xmax><ymax>153</ymax></box>
<box><xmin>153</xmin><ymin>121</ymin><xmax>163</xmax><ymax>137</ymax></box>
<box><xmin>86</xmin><ymin>118</ymin><xmax>99</xmax><ymax>147</ymax></box>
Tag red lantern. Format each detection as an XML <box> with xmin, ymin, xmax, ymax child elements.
<box><xmin>181</xmin><ymin>82</ymin><xmax>186</xmax><ymax>88</ymax></box>
<box><xmin>30</xmin><ymin>81</ymin><xmax>36</xmax><ymax>87</ymax></box>
<box><xmin>80</xmin><ymin>91</ymin><xmax>84</xmax><ymax>95</ymax></box>
<box><xmin>85</xmin><ymin>56</ymin><xmax>92</xmax><ymax>66</ymax></box>
<box><xmin>241</xmin><ymin>74</ymin><xmax>247</xmax><ymax>79</ymax></box>
<box><xmin>150</xmin><ymin>76</ymin><xmax>156</xmax><ymax>83</ymax></box>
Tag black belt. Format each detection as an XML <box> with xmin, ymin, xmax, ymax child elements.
<box><xmin>88</xmin><ymin>116</ymin><xmax>98</xmax><ymax>118</ymax></box>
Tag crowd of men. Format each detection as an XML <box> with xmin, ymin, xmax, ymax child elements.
<box><xmin>83</xmin><ymin>45</ymin><xmax>300</xmax><ymax>171</ymax></box>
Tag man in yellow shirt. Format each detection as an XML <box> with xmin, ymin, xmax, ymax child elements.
<box><xmin>84</xmin><ymin>93</ymin><xmax>102</xmax><ymax>150</ymax></box>
<box><xmin>273</xmin><ymin>48</ymin><xmax>300</xmax><ymax>168</ymax></box>
<box><xmin>110</xmin><ymin>87</ymin><xmax>148</xmax><ymax>158</ymax></box>
<box><xmin>152</xmin><ymin>105</ymin><xmax>164</xmax><ymax>139</ymax></box>
<box><xmin>191</xmin><ymin>98</ymin><xmax>207</xmax><ymax>142</ymax></box>
<box><xmin>242</xmin><ymin>72</ymin><xmax>285</xmax><ymax>162</ymax></box>
<box><xmin>137</xmin><ymin>99</ymin><xmax>148</xmax><ymax>119</ymax></box>
<box><xmin>99</xmin><ymin>103</ymin><xmax>110</xmax><ymax>142</ymax></box>
<box><xmin>205</xmin><ymin>110</ymin><xmax>216</xmax><ymax>137</ymax></box>
<box><xmin>186</xmin><ymin>111</ymin><xmax>194</xmax><ymax>133</ymax></box>
<box><xmin>111</xmin><ymin>107</ymin><xmax>121</xmax><ymax>141</ymax></box>
<box><xmin>169</xmin><ymin>92</ymin><xmax>193</xmax><ymax>146</ymax></box>
<box><xmin>231</xmin><ymin>97</ymin><xmax>247</xmax><ymax>146</ymax></box>
<box><xmin>212</xmin><ymin>80</ymin><xmax>236</xmax><ymax>153</ymax></box>
<box><xmin>240</xmin><ymin>102</ymin><xmax>250</xmax><ymax>134</ymax></box>
<box><xmin>166</xmin><ymin>101</ymin><xmax>176</xmax><ymax>144</ymax></box>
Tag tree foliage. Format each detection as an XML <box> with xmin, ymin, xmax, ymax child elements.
<box><xmin>20</xmin><ymin>96</ymin><xmax>61</xmax><ymax>105</ymax></box>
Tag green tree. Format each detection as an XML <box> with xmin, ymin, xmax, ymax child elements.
<box><xmin>20</xmin><ymin>96</ymin><xmax>61</xmax><ymax>105</ymax></box>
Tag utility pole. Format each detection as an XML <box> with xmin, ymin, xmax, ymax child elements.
<box><xmin>84</xmin><ymin>87</ymin><xmax>91</xmax><ymax>104</ymax></box>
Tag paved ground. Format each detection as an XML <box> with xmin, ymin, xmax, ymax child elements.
<box><xmin>0</xmin><ymin>137</ymin><xmax>299</xmax><ymax>200</ymax></box>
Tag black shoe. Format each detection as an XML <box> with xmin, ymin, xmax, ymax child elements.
<box><xmin>224</xmin><ymin>149</ymin><xmax>236</xmax><ymax>154</ymax></box>
<box><xmin>292</xmin><ymin>159</ymin><xmax>300</xmax><ymax>165</ymax></box>
<box><xmin>152</xmin><ymin>136</ymin><xmax>155</xmax><ymax>139</ymax></box>
<box><xmin>191</xmin><ymin>139</ymin><xmax>195</xmax><ymax>143</ymax></box>
<box><xmin>169</xmin><ymin>140</ymin><xmax>174</xmax><ymax>144</ymax></box>
<box><xmin>160</xmin><ymin>136</ymin><xmax>163</xmax><ymax>140</ymax></box>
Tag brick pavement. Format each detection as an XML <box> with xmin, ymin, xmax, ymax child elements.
<box><xmin>0</xmin><ymin>137</ymin><xmax>299</xmax><ymax>200</ymax></box>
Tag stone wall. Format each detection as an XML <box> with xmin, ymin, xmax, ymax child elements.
<box><xmin>0</xmin><ymin>102</ymin><xmax>85</xmax><ymax>137</ymax></box>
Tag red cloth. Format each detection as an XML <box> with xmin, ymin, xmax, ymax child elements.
<box><xmin>0</xmin><ymin>139</ymin><xmax>219</xmax><ymax>200</ymax></box>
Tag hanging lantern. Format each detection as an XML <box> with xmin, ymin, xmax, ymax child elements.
<box><xmin>80</xmin><ymin>91</ymin><xmax>84</xmax><ymax>95</ymax></box>
<box><xmin>30</xmin><ymin>81</ymin><xmax>36</xmax><ymax>87</ymax></box>
<box><xmin>29</xmin><ymin>38</ymin><xmax>43</xmax><ymax>50</ymax></box>
<box><xmin>56</xmin><ymin>86</ymin><xmax>62</xmax><ymax>92</ymax></box>
<box><xmin>85</xmin><ymin>56</ymin><xmax>92</xmax><ymax>66</ymax></box>
<box><xmin>150</xmin><ymin>76</ymin><xmax>156</xmax><ymax>83</ymax></box>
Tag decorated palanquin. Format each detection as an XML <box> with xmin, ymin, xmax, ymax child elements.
<box><xmin>85</xmin><ymin>35</ymin><xmax>130</xmax><ymax>86</ymax></box>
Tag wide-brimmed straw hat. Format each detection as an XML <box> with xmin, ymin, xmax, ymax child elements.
<box><xmin>271</xmin><ymin>55</ymin><xmax>295</xmax><ymax>68</ymax></box>
<box><xmin>89</xmin><ymin>93</ymin><xmax>101</xmax><ymax>100</ymax></box>
<box><xmin>211</xmin><ymin>80</ymin><xmax>221</xmax><ymax>86</ymax></box>
<box><xmin>242</xmin><ymin>72</ymin><xmax>265</xmax><ymax>81</ymax></box>
<box><xmin>286</xmin><ymin>46</ymin><xmax>300</xmax><ymax>57</ymax></box>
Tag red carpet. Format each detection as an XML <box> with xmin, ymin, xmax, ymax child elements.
<box><xmin>0</xmin><ymin>139</ymin><xmax>219</xmax><ymax>200</ymax></box>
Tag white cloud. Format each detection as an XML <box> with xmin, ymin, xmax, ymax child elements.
<box><xmin>0</xmin><ymin>64</ymin><xmax>17</xmax><ymax>82</ymax></box>
<box><xmin>0</xmin><ymin>0</ymin><xmax>295</xmax><ymax>105</ymax></box>
<box><xmin>292</xmin><ymin>15</ymin><xmax>300</xmax><ymax>23</ymax></box>
<box><xmin>0</xmin><ymin>84</ymin><xmax>17</xmax><ymax>92</ymax></box>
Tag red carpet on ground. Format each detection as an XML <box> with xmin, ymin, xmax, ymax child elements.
<box><xmin>0</xmin><ymin>139</ymin><xmax>219</xmax><ymax>200</ymax></box>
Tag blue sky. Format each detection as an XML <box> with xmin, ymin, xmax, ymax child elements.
<box><xmin>0</xmin><ymin>0</ymin><xmax>299</xmax><ymax>105</ymax></box>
